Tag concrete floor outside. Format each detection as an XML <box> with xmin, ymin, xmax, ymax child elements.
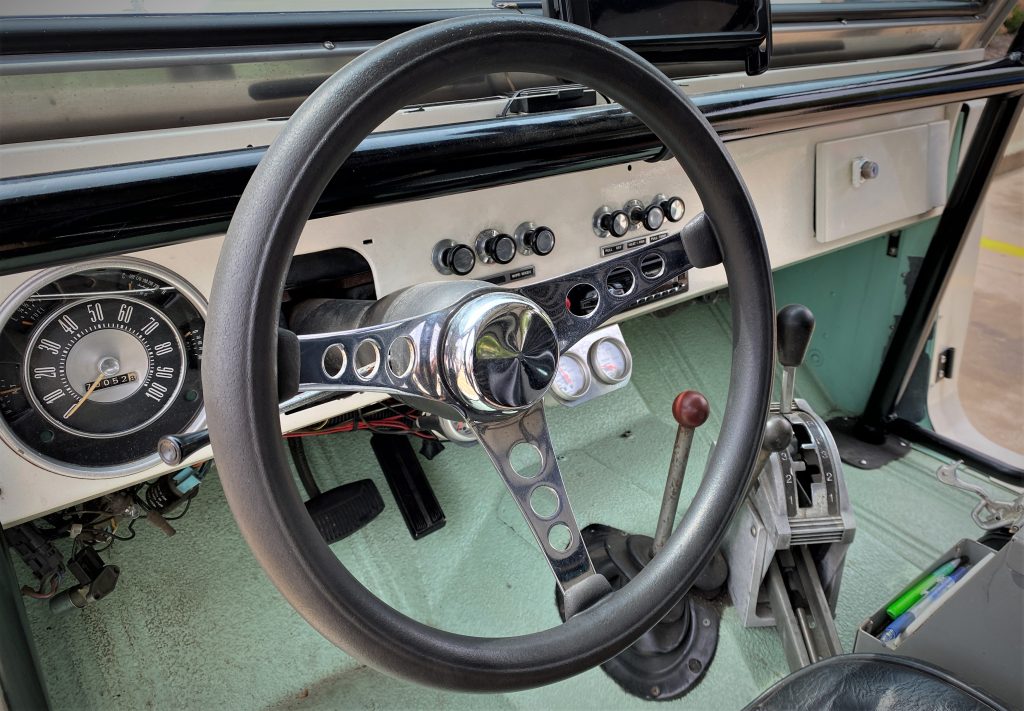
<box><xmin>958</xmin><ymin>164</ymin><xmax>1024</xmax><ymax>455</ymax></box>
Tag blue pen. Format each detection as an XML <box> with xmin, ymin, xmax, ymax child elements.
<box><xmin>879</xmin><ymin>565</ymin><xmax>970</xmax><ymax>646</ymax></box>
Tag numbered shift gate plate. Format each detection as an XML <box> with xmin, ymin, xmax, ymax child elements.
<box><xmin>548</xmin><ymin>325</ymin><xmax>632</xmax><ymax>407</ymax></box>
<box><xmin>0</xmin><ymin>258</ymin><xmax>207</xmax><ymax>477</ymax></box>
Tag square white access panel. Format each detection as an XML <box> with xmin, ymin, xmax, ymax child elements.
<box><xmin>814</xmin><ymin>121</ymin><xmax>950</xmax><ymax>243</ymax></box>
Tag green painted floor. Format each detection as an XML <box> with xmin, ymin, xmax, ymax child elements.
<box><xmin>15</xmin><ymin>297</ymin><xmax>1006</xmax><ymax>710</ymax></box>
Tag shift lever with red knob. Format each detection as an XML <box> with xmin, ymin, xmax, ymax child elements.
<box><xmin>652</xmin><ymin>390</ymin><xmax>710</xmax><ymax>555</ymax></box>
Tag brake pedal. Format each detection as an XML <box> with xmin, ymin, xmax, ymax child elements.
<box><xmin>305</xmin><ymin>479</ymin><xmax>384</xmax><ymax>544</ymax></box>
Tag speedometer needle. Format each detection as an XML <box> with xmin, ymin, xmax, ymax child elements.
<box><xmin>63</xmin><ymin>371</ymin><xmax>105</xmax><ymax>420</ymax></box>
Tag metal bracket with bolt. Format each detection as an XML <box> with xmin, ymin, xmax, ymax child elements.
<box><xmin>935</xmin><ymin>461</ymin><xmax>1024</xmax><ymax>533</ymax></box>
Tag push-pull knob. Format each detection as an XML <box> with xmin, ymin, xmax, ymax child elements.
<box><xmin>477</xmin><ymin>230</ymin><xmax>517</xmax><ymax>265</ymax></box>
<box><xmin>433</xmin><ymin>241</ymin><xmax>476</xmax><ymax>276</ymax></box>
<box><xmin>595</xmin><ymin>208</ymin><xmax>630</xmax><ymax>238</ymax></box>
<box><xmin>652</xmin><ymin>390</ymin><xmax>710</xmax><ymax>555</ymax></box>
<box><xmin>629</xmin><ymin>202</ymin><xmax>666</xmax><ymax>231</ymax></box>
<box><xmin>656</xmin><ymin>194</ymin><xmax>686</xmax><ymax>223</ymax></box>
<box><xmin>523</xmin><ymin>226</ymin><xmax>556</xmax><ymax>256</ymax></box>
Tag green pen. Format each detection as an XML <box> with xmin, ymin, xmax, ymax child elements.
<box><xmin>886</xmin><ymin>558</ymin><xmax>962</xmax><ymax>619</ymax></box>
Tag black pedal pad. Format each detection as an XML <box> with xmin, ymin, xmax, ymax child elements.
<box><xmin>370</xmin><ymin>433</ymin><xmax>445</xmax><ymax>540</ymax></box>
<box><xmin>305</xmin><ymin>479</ymin><xmax>384</xmax><ymax>544</ymax></box>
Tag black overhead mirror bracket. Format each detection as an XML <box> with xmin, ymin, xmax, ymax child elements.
<box><xmin>543</xmin><ymin>0</ymin><xmax>772</xmax><ymax>75</ymax></box>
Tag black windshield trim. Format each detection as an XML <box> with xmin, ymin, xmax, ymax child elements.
<box><xmin>0</xmin><ymin>2</ymin><xmax>992</xmax><ymax>56</ymax></box>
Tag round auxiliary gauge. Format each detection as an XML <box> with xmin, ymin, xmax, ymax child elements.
<box><xmin>589</xmin><ymin>337</ymin><xmax>632</xmax><ymax>384</ymax></box>
<box><xmin>551</xmin><ymin>353</ymin><xmax>590</xmax><ymax>402</ymax></box>
<box><xmin>0</xmin><ymin>258</ymin><xmax>207</xmax><ymax>478</ymax></box>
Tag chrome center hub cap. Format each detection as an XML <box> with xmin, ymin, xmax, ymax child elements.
<box><xmin>443</xmin><ymin>292</ymin><xmax>558</xmax><ymax>413</ymax></box>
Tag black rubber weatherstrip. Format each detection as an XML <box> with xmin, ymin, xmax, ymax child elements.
<box><xmin>202</xmin><ymin>13</ymin><xmax>773</xmax><ymax>692</ymax></box>
<box><xmin>2</xmin><ymin>57</ymin><xmax>1022</xmax><ymax>277</ymax></box>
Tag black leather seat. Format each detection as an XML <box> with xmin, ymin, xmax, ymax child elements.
<box><xmin>744</xmin><ymin>654</ymin><xmax>1008</xmax><ymax>711</ymax></box>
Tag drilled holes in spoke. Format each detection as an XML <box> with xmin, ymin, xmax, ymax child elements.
<box><xmin>510</xmin><ymin>441</ymin><xmax>543</xmax><ymax>479</ymax></box>
<box><xmin>547</xmin><ymin>523</ymin><xmax>573</xmax><ymax>552</ymax></box>
<box><xmin>386</xmin><ymin>336</ymin><xmax>415</xmax><ymax>379</ymax></box>
<box><xmin>530</xmin><ymin>484</ymin><xmax>560</xmax><ymax>519</ymax></box>
<box><xmin>322</xmin><ymin>344</ymin><xmax>348</xmax><ymax>380</ymax></box>
<box><xmin>353</xmin><ymin>339</ymin><xmax>381</xmax><ymax>381</ymax></box>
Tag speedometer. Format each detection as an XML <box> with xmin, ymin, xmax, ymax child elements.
<box><xmin>26</xmin><ymin>297</ymin><xmax>186</xmax><ymax>437</ymax></box>
<box><xmin>0</xmin><ymin>258</ymin><xmax>206</xmax><ymax>477</ymax></box>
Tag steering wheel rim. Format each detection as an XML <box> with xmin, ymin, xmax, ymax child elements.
<box><xmin>204</xmin><ymin>13</ymin><xmax>774</xmax><ymax>693</ymax></box>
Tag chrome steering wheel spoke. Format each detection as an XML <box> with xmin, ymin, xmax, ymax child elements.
<box><xmin>516</xmin><ymin>213</ymin><xmax>709</xmax><ymax>352</ymax></box>
<box><xmin>472</xmin><ymin>401</ymin><xmax>610</xmax><ymax>616</ymax></box>
<box><xmin>295</xmin><ymin>309</ymin><xmax>453</xmax><ymax>403</ymax></box>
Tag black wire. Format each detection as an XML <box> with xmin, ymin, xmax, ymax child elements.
<box><xmin>163</xmin><ymin>497</ymin><xmax>192</xmax><ymax>521</ymax></box>
<box><xmin>288</xmin><ymin>436</ymin><xmax>321</xmax><ymax>498</ymax></box>
<box><xmin>109</xmin><ymin>524</ymin><xmax>136</xmax><ymax>541</ymax></box>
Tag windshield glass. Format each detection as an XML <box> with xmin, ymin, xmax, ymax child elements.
<box><xmin>0</xmin><ymin>0</ymin><xmax>493</xmax><ymax>14</ymax></box>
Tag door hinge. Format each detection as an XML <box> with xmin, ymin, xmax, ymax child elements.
<box><xmin>936</xmin><ymin>347</ymin><xmax>955</xmax><ymax>380</ymax></box>
<box><xmin>886</xmin><ymin>231</ymin><xmax>901</xmax><ymax>258</ymax></box>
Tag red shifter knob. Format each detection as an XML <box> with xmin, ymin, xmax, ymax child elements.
<box><xmin>672</xmin><ymin>390</ymin><xmax>710</xmax><ymax>430</ymax></box>
<box><xmin>654</xmin><ymin>390</ymin><xmax>710</xmax><ymax>555</ymax></box>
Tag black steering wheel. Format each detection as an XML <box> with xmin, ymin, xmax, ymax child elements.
<box><xmin>203</xmin><ymin>13</ymin><xmax>773</xmax><ymax>693</ymax></box>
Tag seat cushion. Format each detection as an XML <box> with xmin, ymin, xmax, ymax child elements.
<box><xmin>744</xmin><ymin>654</ymin><xmax>1008</xmax><ymax>711</ymax></box>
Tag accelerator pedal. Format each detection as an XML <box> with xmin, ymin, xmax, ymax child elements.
<box><xmin>371</xmin><ymin>433</ymin><xmax>446</xmax><ymax>540</ymax></box>
<box><xmin>305</xmin><ymin>479</ymin><xmax>384</xmax><ymax>544</ymax></box>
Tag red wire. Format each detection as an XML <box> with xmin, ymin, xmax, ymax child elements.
<box><xmin>283</xmin><ymin>412</ymin><xmax>435</xmax><ymax>440</ymax></box>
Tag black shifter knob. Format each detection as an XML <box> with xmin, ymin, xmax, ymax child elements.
<box><xmin>777</xmin><ymin>304</ymin><xmax>815</xmax><ymax>368</ymax></box>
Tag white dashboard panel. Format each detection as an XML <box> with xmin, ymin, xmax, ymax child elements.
<box><xmin>0</xmin><ymin>102</ymin><xmax>968</xmax><ymax>526</ymax></box>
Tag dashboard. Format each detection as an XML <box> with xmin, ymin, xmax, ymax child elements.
<box><xmin>0</xmin><ymin>52</ymin><xmax>985</xmax><ymax>527</ymax></box>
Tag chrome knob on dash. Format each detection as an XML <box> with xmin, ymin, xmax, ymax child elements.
<box><xmin>524</xmin><ymin>226</ymin><xmax>556</xmax><ymax>256</ymax></box>
<box><xmin>656</xmin><ymin>194</ymin><xmax>686</xmax><ymax>223</ymax></box>
<box><xmin>476</xmin><ymin>229</ymin><xmax>517</xmax><ymax>265</ymax></box>
<box><xmin>628</xmin><ymin>202</ymin><xmax>666</xmax><ymax>231</ymax></box>
<box><xmin>594</xmin><ymin>206</ymin><xmax>630</xmax><ymax>238</ymax></box>
<box><xmin>432</xmin><ymin>239</ymin><xmax>477</xmax><ymax>276</ymax></box>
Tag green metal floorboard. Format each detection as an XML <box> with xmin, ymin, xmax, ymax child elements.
<box><xmin>13</xmin><ymin>297</ymin><xmax>1003</xmax><ymax>710</ymax></box>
